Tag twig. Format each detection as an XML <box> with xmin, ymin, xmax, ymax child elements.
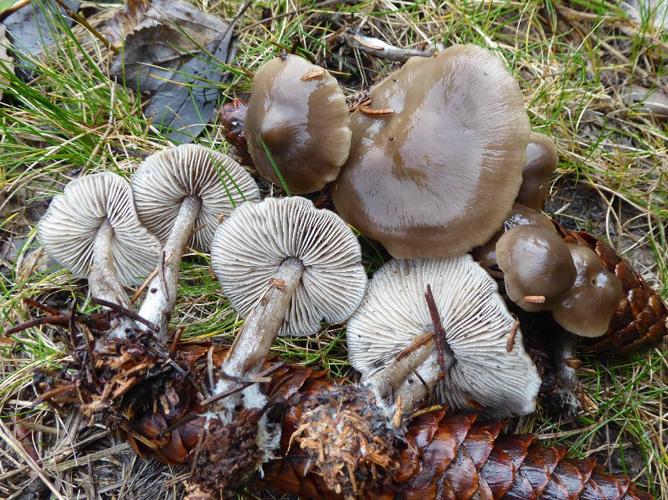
<box><xmin>344</xmin><ymin>30</ymin><xmax>439</xmax><ymax>62</ymax></box>
<box><xmin>424</xmin><ymin>285</ymin><xmax>455</xmax><ymax>376</ymax></box>
<box><xmin>396</xmin><ymin>331</ymin><xmax>434</xmax><ymax>361</ymax></box>
<box><xmin>91</xmin><ymin>297</ymin><xmax>157</xmax><ymax>331</ymax></box>
<box><xmin>201</xmin><ymin>362</ymin><xmax>284</xmax><ymax>406</ymax></box>
<box><xmin>52</xmin><ymin>0</ymin><xmax>119</xmax><ymax>54</ymax></box>
<box><xmin>0</xmin><ymin>0</ymin><xmax>31</xmax><ymax>18</ymax></box>
<box><xmin>3</xmin><ymin>315</ymin><xmax>70</xmax><ymax>336</ymax></box>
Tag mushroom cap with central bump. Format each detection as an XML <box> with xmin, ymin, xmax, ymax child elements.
<box><xmin>210</xmin><ymin>196</ymin><xmax>367</xmax><ymax>337</ymax></box>
<box><xmin>245</xmin><ymin>54</ymin><xmax>352</xmax><ymax>194</ymax></box>
<box><xmin>132</xmin><ymin>144</ymin><xmax>260</xmax><ymax>252</ymax></box>
<box><xmin>332</xmin><ymin>44</ymin><xmax>530</xmax><ymax>258</ymax></box>
<box><xmin>553</xmin><ymin>244</ymin><xmax>624</xmax><ymax>338</ymax></box>
<box><xmin>38</xmin><ymin>172</ymin><xmax>160</xmax><ymax>285</ymax></box>
<box><xmin>346</xmin><ymin>256</ymin><xmax>541</xmax><ymax>417</ymax></box>
<box><xmin>496</xmin><ymin>225</ymin><xmax>576</xmax><ymax>312</ymax></box>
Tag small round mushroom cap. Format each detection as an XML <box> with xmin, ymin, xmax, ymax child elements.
<box><xmin>332</xmin><ymin>44</ymin><xmax>530</xmax><ymax>258</ymax></box>
<box><xmin>132</xmin><ymin>144</ymin><xmax>260</xmax><ymax>251</ymax></box>
<box><xmin>552</xmin><ymin>244</ymin><xmax>624</xmax><ymax>338</ymax></box>
<box><xmin>38</xmin><ymin>172</ymin><xmax>160</xmax><ymax>284</ymax></box>
<box><xmin>496</xmin><ymin>225</ymin><xmax>576</xmax><ymax>312</ymax></box>
<box><xmin>245</xmin><ymin>54</ymin><xmax>352</xmax><ymax>194</ymax></box>
<box><xmin>211</xmin><ymin>196</ymin><xmax>367</xmax><ymax>336</ymax></box>
<box><xmin>516</xmin><ymin>132</ymin><xmax>558</xmax><ymax>209</ymax></box>
<box><xmin>472</xmin><ymin>203</ymin><xmax>556</xmax><ymax>272</ymax></box>
<box><xmin>346</xmin><ymin>256</ymin><xmax>540</xmax><ymax>416</ymax></box>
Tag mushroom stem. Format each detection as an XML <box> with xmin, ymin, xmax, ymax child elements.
<box><xmin>220</xmin><ymin>257</ymin><xmax>304</xmax><ymax>381</ymax></box>
<box><xmin>137</xmin><ymin>196</ymin><xmax>202</xmax><ymax>341</ymax></box>
<box><xmin>88</xmin><ymin>221</ymin><xmax>130</xmax><ymax>309</ymax></box>
<box><xmin>365</xmin><ymin>339</ymin><xmax>434</xmax><ymax>400</ymax></box>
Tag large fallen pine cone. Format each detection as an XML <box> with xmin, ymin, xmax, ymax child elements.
<box><xmin>53</xmin><ymin>343</ymin><xmax>646</xmax><ymax>499</ymax></box>
<box><xmin>553</xmin><ymin>223</ymin><xmax>667</xmax><ymax>356</ymax></box>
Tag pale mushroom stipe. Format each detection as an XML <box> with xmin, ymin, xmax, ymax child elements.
<box><xmin>346</xmin><ymin>256</ymin><xmax>541</xmax><ymax>418</ymax></box>
<box><xmin>132</xmin><ymin>144</ymin><xmax>260</xmax><ymax>339</ymax></box>
<box><xmin>333</xmin><ymin>44</ymin><xmax>530</xmax><ymax>258</ymax></box>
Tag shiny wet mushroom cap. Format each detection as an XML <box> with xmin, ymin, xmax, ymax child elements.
<box><xmin>516</xmin><ymin>132</ymin><xmax>558</xmax><ymax>209</ymax></box>
<box><xmin>211</xmin><ymin>196</ymin><xmax>367</xmax><ymax>337</ymax></box>
<box><xmin>333</xmin><ymin>44</ymin><xmax>530</xmax><ymax>258</ymax></box>
<box><xmin>496</xmin><ymin>225</ymin><xmax>576</xmax><ymax>312</ymax></box>
<box><xmin>473</xmin><ymin>203</ymin><xmax>556</xmax><ymax>273</ymax></box>
<box><xmin>346</xmin><ymin>256</ymin><xmax>541</xmax><ymax>418</ymax></box>
<box><xmin>245</xmin><ymin>54</ymin><xmax>352</xmax><ymax>194</ymax></box>
<box><xmin>553</xmin><ymin>244</ymin><xmax>624</xmax><ymax>338</ymax></box>
<box><xmin>38</xmin><ymin>172</ymin><xmax>160</xmax><ymax>305</ymax></box>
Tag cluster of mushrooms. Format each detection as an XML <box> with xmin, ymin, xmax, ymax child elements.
<box><xmin>33</xmin><ymin>44</ymin><xmax>665</xmax><ymax>494</ymax></box>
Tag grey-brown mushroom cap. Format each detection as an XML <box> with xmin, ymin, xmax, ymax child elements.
<box><xmin>332</xmin><ymin>44</ymin><xmax>530</xmax><ymax>258</ymax></box>
<box><xmin>516</xmin><ymin>132</ymin><xmax>558</xmax><ymax>209</ymax></box>
<box><xmin>346</xmin><ymin>256</ymin><xmax>541</xmax><ymax>417</ymax></box>
<box><xmin>553</xmin><ymin>244</ymin><xmax>624</xmax><ymax>338</ymax></box>
<box><xmin>496</xmin><ymin>225</ymin><xmax>576</xmax><ymax>312</ymax></box>
<box><xmin>37</xmin><ymin>172</ymin><xmax>160</xmax><ymax>285</ymax></box>
<box><xmin>132</xmin><ymin>144</ymin><xmax>260</xmax><ymax>252</ymax></box>
<box><xmin>211</xmin><ymin>196</ymin><xmax>367</xmax><ymax>337</ymax></box>
<box><xmin>246</xmin><ymin>54</ymin><xmax>352</xmax><ymax>194</ymax></box>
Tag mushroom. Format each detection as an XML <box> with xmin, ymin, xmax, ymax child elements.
<box><xmin>38</xmin><ymin>172</ymin><xmax>160</xmax><ymax>336</ymax></box>
<box><xmin>515</xmin><ymin>132</ymin><xmax>558</xmax><ymax>209</ymax></box>
<box><xmin>495</xmin><ymin>225</ymin><xmax>576</xmax><ymax>312</ymax></box>
<box><xmin>332</xmin><ymin>44</ymin><xmax>530</xmax><ymax>258</ymax></box>
<box><xmin>552</xmin><ymin>244</ymin><xmax>624</xmax><ymax>337</ymax></box>
<box><xmin>131</xmin><ymin>144</ymin><xmax>260</xmax><ymax>338</ymax></box>
<box><xmin>210</xmin><ymin>196</ymin><xmax>366</xmax><ymax>393</ymax></box>
<box><xmin>245</xmin><ymin>54</ymin><xmax>352</xmax><ymax>194</ymax></box>
<box><xmin>346</xmin><ymin>256</ymin><xmax>541</xmax><ymax>418</ymax></box>
<box><xmin>472</xmin><ymin>203</ymin><xmax>556</xmax><ymax>275</ymax></box>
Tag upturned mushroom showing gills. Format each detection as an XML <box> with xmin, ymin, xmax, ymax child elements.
<box><xmin>131</xmin><ymin>144</ymin><xmax>260</xmax><ymax>339</ymax></box>
<box><xmin>332</xmin><ymin>44</ymin><xmax>530</xmax><ymax>258</ymax></box>
<box><xmin>38</xmin><ymin>173</ymin><xmax>159</xmax><ymax>317</ymax></box>
<box><xmin>245</xmin><ymin>54</ymin><xmax>352</xmax><ymax>194</ymax></box>
<box><xmin>211</xmin><ymin>196</ymin><xmax>367</xmax><ymax>381</ymax></box>
<box><xmin>346</xmin><ymin>256</ymin><xmax>541</xmax><ymax>418</ymax></box>
<box><xmin>553</xmin><ymin>244</ymin><xmax>624</xmax><ymax>338</ymax></box>
<box><xmin>496</xmin><ymin>225</ymin><xmax>576</xmax><ymax>312</ymax></box>
<box><xmin>515</xmin><ymin>132</ymin><xmax>559</xmax><ymax>209</ymax></box>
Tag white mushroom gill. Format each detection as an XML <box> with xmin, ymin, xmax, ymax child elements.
<box><xmin>132</xmin><ymin>144</ymin><xmax>260</xmax><ymax>340</ymax></box>
<box><xmin>210</xmin><ymin>196</ymin><xmax>367</xmax><ymax>406</ymax></box>
<box><xmin>347</xmin><ymin>256</ymin><xmax>541</xmax><ymax>418</ymax></box>
<box><xmin>38</xmin><ymin>172</ymin><xmax>160</xmax><ymax>338</ymax></box>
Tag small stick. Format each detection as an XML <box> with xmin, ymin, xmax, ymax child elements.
<box><xmin>52</xmin><ymin>0</ymin><xmax>119</xmax><ymax>54</ymax></box>
<box><xmin>91</xmin><ymin>298</ymin><xmax>158</xmax><ymax>331</ymax></box>
<box><xmin>23</xmin><ymin>298</ymin><xmax>60</xmax><ymax>316</ymax></box>
<box><xmin>424</xmin><ymin>285</ymin><xmax>455</xmax><ymax>376</ymax></box>
<box><xmin>344</xmin><ymin>30</ymin><xmax>439</xmax><ymax>62</ymax></box>
<box><xmin>359</xmin><ymin>105</ymin><xmax>394</xmax><ymax>116</ymax></box>
<box><xmin>524</xmin><ymin>295</ymin><xmax>546</xmax><ymax>304</ymax></box>
<box><xmin>506</xmin><ymin>319</ymin><xmax>520</xmax><ymax>353</ymax></box>
<box><xmin>201</xmin><ymin>362</ymin><xmax>284</xmax><ymax>406</ymax></box>
<box><xmin>3</xmin><ymin>315</ymin><xmax>70</xmax><ymax>336</ymax></box>
<box><xmin>395</xmin><ymin>331</ymin><xmax>434</xmax><ymax>361</ymax></box>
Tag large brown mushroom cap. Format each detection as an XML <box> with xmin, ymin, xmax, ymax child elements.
<box><xmin>553</xmin><ymin>244</ymin><xmax>624</xmax><ymax>338</ymax></box>
<box><xmin>245</xmin><ymin>54</ymin><xmax>351</xmax><ymax>194</ymax></box>
<box><xmin>516</xmin><ymin>132</ymin><xmax>558</xmax><ymax>209</ymax></box>
<box><xmin>332</xmin><ymin>44</ymin><xmax>530</xmax><ymax>258</ymax></box>
<box><xmin>496</xmin><ymin>225</ymin><xmax>576</xmax><ymax>312</ymax></box>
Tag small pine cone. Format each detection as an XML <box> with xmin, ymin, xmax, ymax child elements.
<box><xmin>555</xmin><ymin>225</ymin><xmax>667</xmax><ymax>356</ymax></box>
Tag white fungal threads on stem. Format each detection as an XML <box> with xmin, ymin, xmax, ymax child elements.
<box><xmin>137</xmin><ymin>196</ymin><xmax>202</xmax><ymax>340</ymax></box>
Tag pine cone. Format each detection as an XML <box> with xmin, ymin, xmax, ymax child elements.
<box><xmin>117</xmin><ymin>346</ymin><xmax>651</xmax><ymax>499</ymax></box>
<box><xmin>554</xmin><ymin>224</ymin><xmax>667</xmax><ymax>356</ymax></box>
